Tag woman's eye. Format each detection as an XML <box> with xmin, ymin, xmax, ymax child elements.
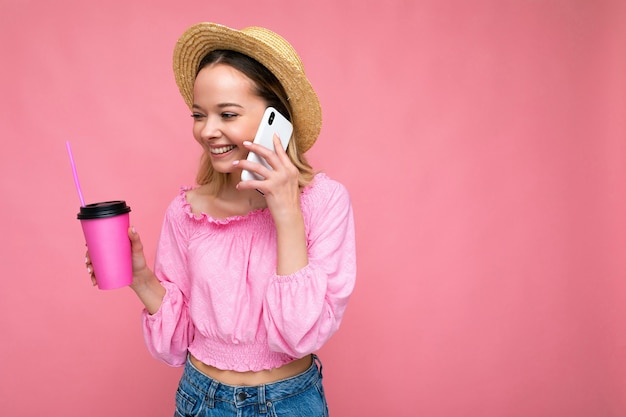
<box><xmin>221</xmin><ymin>112</ymin><xmax>237</xmax><ymax>119</ymax></box>
<box><xmin>191</xmin><ymin>113</ymin><xmax>205</xmax><ymax>120</ymax></box>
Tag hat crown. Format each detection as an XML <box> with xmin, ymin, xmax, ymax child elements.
<box><xmin>240</xmin><ymin>26</ymin><xmax>305</xmax><ymax>72</ymax></box>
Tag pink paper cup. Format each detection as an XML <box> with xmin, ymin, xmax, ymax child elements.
<box><xmin>78</xmin><ymin>201</ymin><xmax>132</xmax><ymax>290</ymax></box>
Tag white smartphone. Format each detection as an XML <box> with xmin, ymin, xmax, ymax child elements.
<box><xmin>241</xmin><ymin>107</ymin><xmax>293</xmax><ymax>181</ymax></box>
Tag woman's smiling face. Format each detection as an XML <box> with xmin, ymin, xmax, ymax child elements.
<box><xmin>191</xmin><ymin>63</ymin><xmax>267</xmax><ymax>174</ymax></box>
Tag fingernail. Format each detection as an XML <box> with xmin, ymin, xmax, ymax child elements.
<box><xmin>232</xmin><ymin>160</ymin><xmax>239</xmax><ymax>166</ymax></box>
<box><xmin>243</xmin><ymin>141</ymin><xmax>252</xmax><ymax>146</ymax></box>
<box><xmin>86</xmin><ymin>266</ymin><xmax>92</xmax><ymax>274</ymax></box>
<box><xmin>84</xmin><ymin>256</ymin><xmax>88</xmax><ymax>264</ymax></box>
<box><xmin>131</xmin><ymin>226</ymin><xmax>137</xmax><ymax>234</ymax></box>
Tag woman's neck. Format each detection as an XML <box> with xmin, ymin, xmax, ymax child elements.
<box><xmin>193</xmin><ymin>179</ymin><xmax>267</xmax><ymax>218</ymax></box>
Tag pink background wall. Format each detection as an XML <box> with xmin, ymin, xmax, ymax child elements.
<box><xmin>1</xmin><ymin>1</ymin><xmax>625</xmax><ymax>416</ymax></box>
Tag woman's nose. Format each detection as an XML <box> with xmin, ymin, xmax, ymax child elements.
<box><xmin>200</xmin><ymin>116</ymin><xmax>221</xmax><ymax>140</ymax></box>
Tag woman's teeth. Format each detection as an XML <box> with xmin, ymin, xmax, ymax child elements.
<box><xmin>211</xmin><ymin>145</ymin><xmax>236</xmax><ymax>155</ymax></box>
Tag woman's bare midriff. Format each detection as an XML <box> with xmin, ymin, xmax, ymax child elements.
<box><xmin>189</xmin><ymin>354</ymin><xmax>313</xmax><ymax>386</ymax></box>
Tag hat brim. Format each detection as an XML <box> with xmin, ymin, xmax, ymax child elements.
<box><xmin>173</xmin><ymin>22</ymin><xmax>321</xmax><ymax>153</ymax></box>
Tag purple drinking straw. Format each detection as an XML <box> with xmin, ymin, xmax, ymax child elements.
<box><xmin>65</xmin><ymin>141</ymin><xmax>86</xmax><ymax>207</ymax></box>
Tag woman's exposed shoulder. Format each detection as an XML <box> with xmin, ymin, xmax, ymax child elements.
<box><xmin>182</xmin><ymin>185</ymin><xmax>213</xmax><ymax>217</ymax></box>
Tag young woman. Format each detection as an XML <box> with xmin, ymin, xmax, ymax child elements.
<box><xmin>86</xmin><ymin>23</ymin><xmax>356</xmax><ymax>416</ymax></box>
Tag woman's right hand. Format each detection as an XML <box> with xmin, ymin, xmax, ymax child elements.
<box><xmin>84</xmin><ymin>250</ymin><xmax>97</xmax><ymax>287</ymax></box>
<box><xmin>84</xmin><ymin>226</ymin><xmax>152</xmax><ymax>288</ymax></box>
<box><xmin>84</xmin><ymin>226</ymin><xmax>165</xmax><ymax>313</ymax></box>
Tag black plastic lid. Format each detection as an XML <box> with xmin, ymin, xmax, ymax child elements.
<box><xmin>77</xmin><ymin>200</ymin><xmax>131</xmax><ymax>219</ymax></box>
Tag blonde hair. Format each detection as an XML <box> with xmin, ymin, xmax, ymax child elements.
<box><xmin>194</xmin><ymin>50</ymin><xmax>315</xmax><ymax>191</ymax></box>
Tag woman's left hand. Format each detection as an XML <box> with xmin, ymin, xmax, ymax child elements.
<box><xmin>235</xmin><ymin>134</ymin><xmax>309</xmax><ymax>275</ymax></box>
<box><xmin>234</xmin><ymin>134</ymin><xmax>302</xmax><ymax>219</ymax></box>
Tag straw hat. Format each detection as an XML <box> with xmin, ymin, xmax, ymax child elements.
<box><xmin>173</xmin><ymin>22</ymin><xmax>322</xmax><ymax>153</ymax></box>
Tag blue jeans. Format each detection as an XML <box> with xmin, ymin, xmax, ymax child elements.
<box><xmin>174</xmin><ymin>355</ymin><xmax>329</xmax><ymax>417</ymax></box>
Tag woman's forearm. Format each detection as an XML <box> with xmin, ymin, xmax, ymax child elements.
<box><xmin>274</xmin><ymin>209</ymin><xmax>308</xmax><ymax>276</ymax></box>
<box><xmin>130</xmin><ymin>270</ymin><xmax>166</xmax><ymax>315</ymax></box>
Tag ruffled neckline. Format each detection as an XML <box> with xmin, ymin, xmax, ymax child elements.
<box><xmin>178</xmin><ymin>187</ymin><xmax>268</xmax><ymax>225</ymax></box>
<box><xmin>178</xmin><ymin>173</ymin><xmax>326</xmax><ymax>225</ymax></box>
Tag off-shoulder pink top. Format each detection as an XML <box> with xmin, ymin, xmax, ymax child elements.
<box><xmin>142</xmin><ymin>173</ymin><xmax>356</xmax><ymax>372</ymax></box>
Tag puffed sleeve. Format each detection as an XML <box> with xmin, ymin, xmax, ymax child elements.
<box><xmin>263</xmin><ymin>178</ymin><xmax>356</xmax><ymax>358</ymax></box>
<box><xmin>141</xmin><ymin>196</ymin><xmax>194</xmax><ymax>367</ymax></box>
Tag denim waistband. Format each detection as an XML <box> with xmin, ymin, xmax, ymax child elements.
<box><xmin>182</xmin><ymin>354</ymin><xmax>323</xmax><ymax>411</ymax></box>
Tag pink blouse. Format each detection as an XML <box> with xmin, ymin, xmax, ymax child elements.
<box><xmin>142</xmin><ymin>173</ymin><xmax>356</xmax><ymax>372</ymax></box>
